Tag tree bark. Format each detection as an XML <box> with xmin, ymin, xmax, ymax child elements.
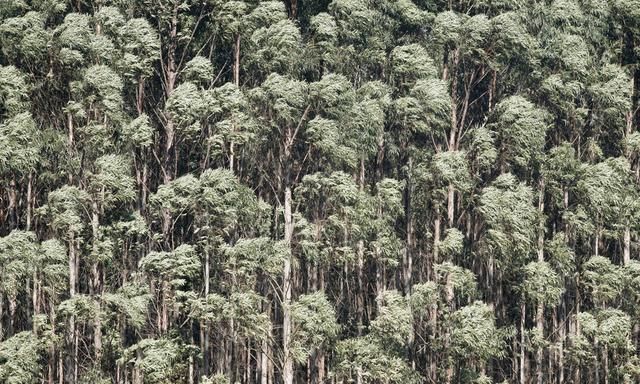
<box><xmin>282</xmin><ymin>185</ymin><xmax>294</xmax><ymax>384</ymax></box>
<box><xmin>624</xmin><ymin>225</ymin><xmax>631</xmax><ymax>266</ymax></box>
<box><xmin>520</xmin><ymin>301</ymin><xmax>526</xmax><ymax>384</ymax></box>
<box><xmin>229</xmin><ymin>33</ymin><xmax>240</xmax><ymax>172</ymax></box>
<box><xmin>161</xmin><ymin>3</ymin><xmax>179</xmax><ymax>249</ymax></box>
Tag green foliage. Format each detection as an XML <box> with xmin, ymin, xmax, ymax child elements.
<box><xmin>183</xmin><ymin>56</ymin><xmax>214</xmax><ymax>85</ymax></box>
<box><xmin>2</xmin><ymin>1</ymin><xmax>640</xmax><ymax>383</ymax></box>
<box><xmin>167</xmin><ymin>81</ymin><xmax>207</xmax><ymax>136</ymax></box>
<box><xmin>38</xmin><ymin>239</ymin><xmax>68</xmax><ymax>293</ymax></box>
<box><xmin>370</xmin><ymin>290</ymin><xmax>413</xmax><ymax>350</ymax></box>
<box><xmin>582</xmin><ymin>255</ymin><xmax>623</xmax><ymax>304</ymax></box>
<box><xmin>390</xmin><ymin>44</ymin><xmax>436</xmax><ymax>85</ymax></box>
<box><xmin>479</xmin><ymin>173</ymin><xmax>537</xmax><ymax>263</ymax></box>
<box><xmin>545</xmin><ymin>232</ymin><xmax>575</xmax><ymax>277</ymax></box>
<box><xmin>40</xmin><ymin>185</ymin><xmax>90</xmax><ymax>236</ymax></box>
<box><xmin>223</xmin><ymin>291</ymin><xmax>271</xmax><ymax>340</ymax></box>
<box><xmin>222</xmin><ymin>237</ymin><xmax>288</xmax><ymax>285</ymax></box>
<box><xmin>468</xmin><ymin>126</ymin><xmax>498</xmax><ymax>173</ymax></box>
<box><xmin>395</xmin><ymin>78</ymin><xmax>451</xmax><ymax>135</ymax></box>
<box><xmin>89</xmin><ymin>154</ymin><xmax>136</xmax><ymax>206</ymax></box>
<box><xmin>435</xmin><ymin>262</ymin><xmax>477</xmax><ymax>299</ymax></box>
<box><xmin>140</xmin><ymin>244</ymin><xmax>201</xmax><ymax>288</ymax></box>
<box><xmin>432</xmin><ymin>151</ymin><xmax>472</xmax><ymax>194</ymax></box>
<box><xmin>58</xmin><ymin>295</ymin><xmax>100</xmax><ymax>322</ymax></box>
<box><xmin>0</xmin><ymin>11</ymin><xmax>48</xmax><ymax>64</ymax></box>
<box><xmin>122</xmin><ymin>337</ymin><xmax>195</xmax><ymax>384</ymax></box>
<box><xmin>247</xmin><ymin>19</ymin><xmax>302</xmax><ymax>76</ymax></box>
<box><xmin>0</xmin><ymin>231</ymin><xmax>37</xmax><ymax>299</ymax></box>
<box><xmin>577</xmin><ymin>157</ymin><xmax>636</xmax><ymax>226</ymax></box>
<box><xmin>450</xmin><ymin>301</ymin><xmax>508</xmax><ymax>361</ymax></box>
<box><xmin>0</xmin><ymin>65</ymin><xmax>30</xmax><ymax>116</ymax></box>
<box><xmin>123</xmin><ymin>114</ymin><xmax>154</xmax><ymax>148</ymax></box>
<box><xmin>333</xmin><ymin>336</ymin><xmax>421</xmax><ymax>384</ymax></box>
<box><xmin>489</xmin><ymin>95</ymin><xmax>550</xmax><ymax>168</ymax></box>
<box><xmin>578</xmin><ymin>309</ymin><xmax>633</xmax><ymax>352</ymax></box>
<box><xmin>290</xmin><ymin>291</ymin><xmax>340</xmax><ymax>363</ymax></box>
<box><xmin>521</xmin><ymin>261</ymin><xmax>564</xmax><ymax>306</ymax></box>
<box><xmin>0</xmin><ymin>331</ymin><xmax>44</xmax><ymax>384</ymax></box>
<box><xmin>410</xmin><ymin>282</ymin><xmax>439</xmax><ymax>315</ymax></box>
<box><xmin>103</xmin><ymin>281</ymin><xmax>151</xmax><ymax>329</ymax></box>
<box><xmin>0</xmin><ymin>112</ymin><xmax>40</xmax><ymax>174</ymax></box>
<box><xmin>438</xmin><ymin>228</ymin><xmax>465</xmax><ymax>258</ymax></box>
<box><xmin>118</xmin><ymin>17</ymin><xmax>160</xmax><ymax>78</ymax></box>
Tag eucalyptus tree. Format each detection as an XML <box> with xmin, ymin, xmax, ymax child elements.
<box><xmin>449</xmin><ymin>301</ymin><xmax>508</xmax><ymax>381</ymax></box>
<box><xmin>248</xmin><ymin>71</ymin><xmax>308</xmax><ymax>384</ymax></box>
<box><xmin>332</xmin><ymin>290</ymin><xmax>420</xmax><ymax>384</ymax></box>
<box><xmin>289</xmin><ymin>291</ymin><xmax>339</xmax><ymax>383</ymax></box>
<box><xmin>478</xmin><ymin>173</ymin><xmax>538</xmax><ymax>382</ymax></box>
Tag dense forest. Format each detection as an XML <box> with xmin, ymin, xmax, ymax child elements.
<box><xmin>0</xmin><ymin>0</ymin><xmax>639</xmax><ymax>383</ymax></box>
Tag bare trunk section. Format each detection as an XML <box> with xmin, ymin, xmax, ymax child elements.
<box><xmin>26</xmin><ymin>172</ymin><xmax>32</xmax><ymax>230</ymax></box>
<box><xmin>65</xmin><ymin>232</ymin><xmax>77</xmax><ymax>383</ymax></box>
<box><xmin>624</xmin><ymin>225</ymin><xmax>631</xmax><ymax>266</ymax></box>
<box><xmin>161</xmin><ymin>3</ymin><xmax>179</xmax><ymax>249</ymax></box>
<box><xmin>282</xmin><ymin>185</ymin><xmax>294</xmax><ymax>384</ymax></box>
<box><xmin>356</xmin><ymin>157</ymin><xmax>366</xmax><ymax>332</ymax></box>
<box><xmin>68</xmin><ymin>113</ymin><xmax>74</xmax><ymax>184</ymax></box>
<box><xmin>229</xmin><ymin>33</ymin><xmax>241</xmax><ymax>172</ymax></box>
<box><xmin>520</xmin><ymin>301</ymin><xmax>526</xmax><ymax>384</ymax></box>
<box><xmin>536</xmin><ymin>180</ymin><xmax>545</xmax><ymax>384</ymax></box>
<box><xmin>404</xmin><ymin>156</ymin><xmax>414</xmax><ymax>293</ymax></box>
<box><xmin>91</xmin><ymin>201</ymin><xmax>103</xmax><ymax>362</ymax></box>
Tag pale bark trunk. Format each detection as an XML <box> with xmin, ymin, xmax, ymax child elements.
<box><xmin>520</xmin><ymin>302</ymin><xmax>526</xmax><ymax>384</ymax></box>
<box><xmin>536</xmin><ymin>180</ymin><xmax>545</xmax><ymax>384</ymax></box>
<box><xmin>447</xmin><ymin>184</ymin><xmax>455</xmax><ymax>228</ymax></box>
<box><xmin>65</xmin><ymin>232</ymin><xmax>77</xmax><ymax>382</ymax></box>
<box><xmin>624</xmin><ymin>225</ymin><xmax>631</xmax><ymax>266</ymax></box>
<box><xmin>357</xmin><ymin>157</ymin><xmax>365</xmax><ymax>331</ymax></box>
<box><xmin>404</xmin><ymin>156</ymin><xmax>414</xmax><ymax>292</ymax></box>
<box><xmin>433</xmin><ymin>208</ymin><xmax>441</xmax><ymax>275</ymax></box>
<box><xmin>283</xmin><ymin>186</ymin><xmax>294</xmax><ymax>384</ymax></box>
<box><xmin>444</xmin><ymin>275</ymin><xmax>454</xmax><ymax>384</ymax></box>
<box><xmin>91</xmin><ymin>201</ymin><xmax>102</xmax><ymax>362</ymax></box>
<box><xmin>161</xmin><ymin>4</ymin><xmax>179</xmax><ymax>248</ymax></box>
<box><xmin>67</xmin><ymin>113</ymin><xmax>74</xmax><ymax>184</ymax></box>
<box><xmin>229</xmin><ymin>33</ymin><xmax>240</xmax><ymax>172</ymax></box>
<box><xmin>26</xmin><ymin>172</ymin><xmax>32</xmax><ymax>230</ymax></box>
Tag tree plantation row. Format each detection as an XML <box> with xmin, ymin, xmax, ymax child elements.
<box><xmin>0</xmin><ymin>0</ymin><xmax>639</xmax><ymax>383</ymax></box>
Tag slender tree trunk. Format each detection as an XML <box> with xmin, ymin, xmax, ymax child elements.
<box><xmin>574</xmin><ymin>276</ymin><xmax>581</xmax><ymax>384</ymax></box>
<box><xmin>230</xmin><ymin>33</ymin><xmax>240</xmax><ymax>172</ymax></box>
<box><xmin>91</xmin><ymin>202</ymin><xmax>103</xmax><ymax>362</ymax></box>
<box><xmin>520</xmin><ymin>301</ymin><xmax>526</xmax><ymax>384</ymax></box>
<box><xmin>447</xmin><ymin>184</ymin><xmax>455</xmax><ymax>228</ymax></box>
<box><xmin>404</xmin><ymin>156</ymin><xmax>414</xmax><ymax>293</ymax></box>
<box><xmin>283</xmin><ymin>185</ymin><xmax>294</xmax><ymax>384</ymax></box>
<box><xmin>444</xmin><ymin>275</ymin><xmax>455</xmax><ymax>384</ymax></box>
<box><xmin>356</xmin><ymin>157</ymin><xmax>366</xmax><ymax>332</ymax></box>
<box><xmin>67</xmin><ymin>112</ymin><xmax>74</xmax><ymax>184</ymax></box>
<box><xmin>65</xmin><ymin>232</ymin><xmax>77</xmax><ymax>383</ymax></box>
<box><xmin>289</xmin><ymin>0</ymin><xmax>298</xmax><ymax>18</ymax></box>
<box><xmin>559</xmin><ymin>304</ymin><xmax>565</xmax><ymax>384</ymax></box>
<box><xmin>536</xmin><ymin>180</ymin><xmax>545</xmax><ymax>384</ymax></box>
<box><xmin>161</xmin><ymin>3</ymin><xmax>179</xmax><ymax>249</ymax></box>
<box><xmin>433</xmin><ymin>207</ymin><xmax>441</xmax><ymax>276</ymax></box>
<box><xmin>624</xmin><ymin>225</ymin><xmax>631</xmax><ymax>266</ymax></box>
<box><xmin>26</xmin><ymin>172</ymin><xmax>32</xmax><ymax>230</ymax></box>
<box><xmin>603</xmin><ymin>345</ymin><xmax>609</xmax><ymax>384</ymax></box>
